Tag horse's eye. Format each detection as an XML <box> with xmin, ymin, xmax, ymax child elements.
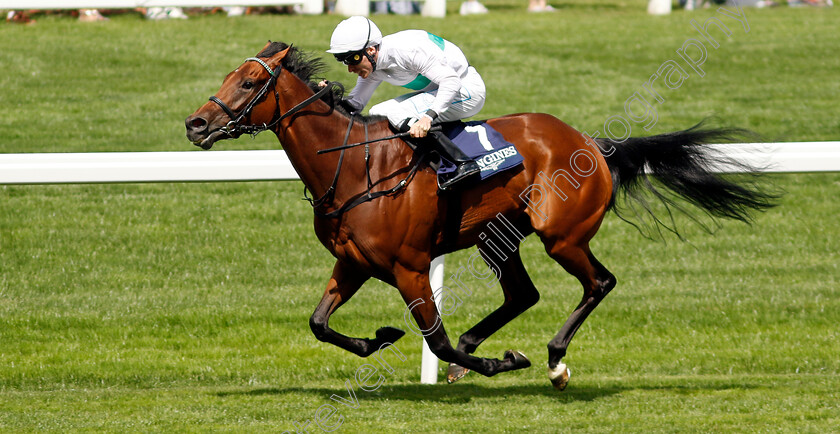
<box><xmin>242</xmin><ymin>81</ymin><xmax>255</xmax><ymax>90</ymax></box>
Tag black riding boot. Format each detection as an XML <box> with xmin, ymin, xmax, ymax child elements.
<box><xmin>427</xmin><ymin>130</ymin><xmax>481</xmax><ymax>190</ymax></box>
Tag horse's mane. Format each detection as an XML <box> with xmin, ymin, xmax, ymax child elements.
<box><xmin>257</xmin><ymin>41</ymin><xmax>385</xmax><ymax>125</ymax></box>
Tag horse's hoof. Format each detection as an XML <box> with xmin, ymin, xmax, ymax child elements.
<box><xmin>503</xmin><ymin>350</ymin><xmax>532</xmax><ymax>370</ymax></box>
<box><xmin>446</xmin><ymin>363</ymin><xmax>470</xmax><ymax>383</ymax></box>
<box><xmin>548</xmin><ymin>363</ymin><xmax>571</xmax><ymax>391</ymax></box>
<box><xmin>374</xmin><ymin>326</ymin><xmax>405</xmax><ymax>345</ymax></box>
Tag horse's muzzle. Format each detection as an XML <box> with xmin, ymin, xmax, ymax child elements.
<box><xmin>185</xmin><ymin>114</ymin><xmax>227</xmax><ymax>150</ymax></box>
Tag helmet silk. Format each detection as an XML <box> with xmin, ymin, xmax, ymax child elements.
<box><xmin>327</xmin><ymin>16</ymin><xmax>383</xmax><ymax>54</ymax></box>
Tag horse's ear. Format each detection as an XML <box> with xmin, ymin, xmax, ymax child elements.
<box><xmin>266</xmin><ymin>45</ymin><xmax>292</xmax><ymax>69</ymax></box>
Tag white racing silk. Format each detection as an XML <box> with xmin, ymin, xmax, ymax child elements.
<box><xmin>345</xmin><ymin>30</ymin><xmax>485</xmax><ymax>124</ymax></box>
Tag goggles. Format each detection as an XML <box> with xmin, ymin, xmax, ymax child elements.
<box><xmin>335</xmin><ymin>50</ymin><xmax>365</xmax><ymax>66</ymax></box>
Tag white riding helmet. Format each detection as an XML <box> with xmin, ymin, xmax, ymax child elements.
<box><xmin>326</xmin><ymin>16</ymin><xmax>383</xmax><ymax>54</ymax></box>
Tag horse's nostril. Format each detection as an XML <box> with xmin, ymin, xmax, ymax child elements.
<box><xmin>186</xmin><ymin>116</ymin><xmax>207</xmax><ymax>130</ymax></box>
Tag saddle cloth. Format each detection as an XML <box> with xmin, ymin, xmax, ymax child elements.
<box><xmin>437</xmin><ymin>121</ymin><xmax>524</xmax><ymax>181</ymax></box>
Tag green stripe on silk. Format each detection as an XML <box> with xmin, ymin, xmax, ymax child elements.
<box><xmin>402</xmin><ymin>74</ymin><xmax>431</xmax><ymax>90</ymax></box>
<box><xmin>427</xmin><ymin>32</ymin><xmax>445</xmax><ymax>50</ymax></box>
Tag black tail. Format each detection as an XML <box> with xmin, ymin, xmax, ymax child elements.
<box><xmin>598</xmin><ymin>121</ymin><xmax>779</xmax><ymax>237</ymax></box>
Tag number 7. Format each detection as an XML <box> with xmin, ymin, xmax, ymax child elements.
<box><xmin>465</xmin><ymin>125</ymin><xmax>493</xmax><ymax>151</ymax></box>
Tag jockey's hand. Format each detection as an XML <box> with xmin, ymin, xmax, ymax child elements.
<box><xmin>409</xmin><ymin>116</ymin><xmax>432</xmax><ymax>138</ymax></box>
<box><xmin>317</xmin><ymin>80</ymin><xmax>328</xmax><ymax>88</ymax></box>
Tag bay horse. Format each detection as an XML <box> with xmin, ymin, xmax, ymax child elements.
<box><xmin>185</xmin><ymin>42</ymin><xmax>775</xmax><ymax>389</ymax></box>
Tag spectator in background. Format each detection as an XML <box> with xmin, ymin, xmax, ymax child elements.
<box><xmin>144</xmin><ymin>7</ymin><xmax>188</xmax><ymax>20</ymax></box>
<box><xmin>460</xmin><ymin>0</ymin><xmax>489</xmax><ymax>14</ymax></box>
<box><xmin>373</xmin><ymin>1</ymin><xmax>421</xmax><ymax>14</ymax></box>
<box><xmin>5</xmin><ymin>9</ymin><xmax>110</xmax><ymax>23</ymax></box>
<box><xmin>5</xmin><ymin>10</ymin><xmax>34</xmax><ymax>24</ymax></box>
<box><xmin>221</xmin><ymin>6</ymin><xmax>298</xmax><ymax>16</ymax></box>
<box><xmin>224</xmin><ymin>6</ymin><xmax>247</xmax><ymax>16</ymax></box>
<box><xmin>78</xmin><ymin>9</ymin><xmax>107</xmax><ymax>22</ymax></box>
<box><xmin>366</xmin><ymin>0</ymin><xmax>488</xmax><ymax>15</ymax></box>
<box><xmin>528</xmin><ymin>0</ymin><xmax>555</xmax><ymax>12</ymax></box>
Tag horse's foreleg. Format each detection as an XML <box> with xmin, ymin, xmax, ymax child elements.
<box><xmin>309</xmin><ymin>261</ymin><xmax>406</xmax><ymax>357</ymax></box>
<box><xmin>546</xmin><ymin>245</ymin><xmax>616</xmax><ymax>390</ymax></box>
<box><xmin>396</xmin><ymin>264</ymin><xmax>531</xmax><ymax>378</ymax></box>
<box><xmin>447</xmin><ymin>248</ymin><xmax>539</xmax><ymax>383</ymax></box>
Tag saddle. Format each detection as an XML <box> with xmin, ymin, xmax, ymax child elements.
<box><xmin>403</xmin><ymin>120</ymin><xmax>524</xmax><ymax>186</ymax></box>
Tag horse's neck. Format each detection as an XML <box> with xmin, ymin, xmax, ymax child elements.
<box><xmin>272</xmin><ymin>88</ymin><xmax>392</xmax><ymax>201</ymax></box>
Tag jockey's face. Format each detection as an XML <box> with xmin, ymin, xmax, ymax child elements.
<box><xmin>347</xmin><ymin>46</ymin><xmax>377</xmax><ymax>79</ymax></box>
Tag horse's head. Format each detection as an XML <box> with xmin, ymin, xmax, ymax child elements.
<box><xmin>185</xmin><ymin>43</ymin><xmax>291</xmax><ymax>150</ymax></box>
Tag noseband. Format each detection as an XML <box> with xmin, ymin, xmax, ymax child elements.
<box><xmin>208</xmin><ymin>56</ymin><xmax>340</xmax><ymax>140</ymax></box>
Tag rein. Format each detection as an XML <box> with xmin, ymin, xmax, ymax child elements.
<box><xmin>304</xmin><ymin>114</ymin><xmax>428</xmax><ymax>219</ymax></box>
<box><xmin>308</xmin><ymin>150</ymin><xmax>428</xmax><ymax>219</ymax></box>
<box><xmin>317</xmin><ymin>126</ymin><xmax>441</xmax><ymax>155</ymax></box>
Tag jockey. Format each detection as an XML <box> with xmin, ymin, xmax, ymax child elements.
<box><xmin>325</xmin><ymin>16</ymin><xmax>486</xmax><ymax>190</ymax></box>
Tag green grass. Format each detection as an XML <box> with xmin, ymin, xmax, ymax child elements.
<box><xmin>1</xmin><ymin>2</ymin><xmax>839</xmax><ymax>432</ymax></box>
<box><xmin>1</xmin><ymin>176</ymin><xmax>838</xmax><ymax>432</ymax></box>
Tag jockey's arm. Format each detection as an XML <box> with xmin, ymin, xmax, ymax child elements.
<box><xmin>318</xmin><ymin>77</ymin><xmax>380</xmax><ymax>114</ymax></box>
<box><xmin>418</xmin><ymin>56</ymin><xmax>461</xmax><ymax>121</ymax></box>
<box><xmin>408</xmin><ymin>59</ymin><xmax>461</xmax><ymax>138</ymax></box>
<box><xmin>344</xmin><ymin>76</ymin><xmax>380</xmax><ymax>113</ymax></box>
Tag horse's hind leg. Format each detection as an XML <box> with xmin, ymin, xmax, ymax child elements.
<box><xmin>309</xmin><ymin>260</ymin><xmax>406</xmax><ymax>357</ymax></box>
<box><xmin>545</xmin><ymin>243</ymin><xmax>616</xmax><ymax>390</ymax></box>
<box><xmin>447</xmin><ymin>247</ymin><xmax>539</xmax><ymax>383</ymax></box>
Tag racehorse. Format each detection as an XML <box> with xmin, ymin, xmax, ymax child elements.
<box><xmin>185</xmin><ymin>42</ymin><xmax>775</xmax><ymax>389</ymax></box>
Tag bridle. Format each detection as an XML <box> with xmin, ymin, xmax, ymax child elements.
<box><xmin>206</xmin><ymin>55</ymin><xmax>339</xmax><ymax>147</ymax></box>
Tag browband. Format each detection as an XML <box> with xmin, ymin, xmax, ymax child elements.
<box><xmin>244</xmin><ymin>57</ymin><xmax>275</xmax><ymax>76</ymax></box>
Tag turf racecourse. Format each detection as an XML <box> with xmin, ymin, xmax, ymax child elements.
<box><xmin>1</xmin><ymin>1</ymin><xmax>839</xmax><ymax>432</ymax></box>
